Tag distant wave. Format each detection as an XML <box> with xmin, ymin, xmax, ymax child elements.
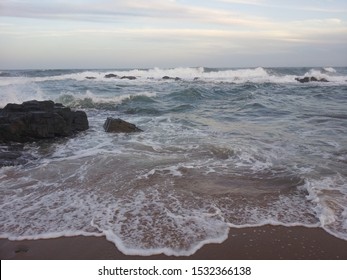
<box><xmin>1</xmin><ymin>67</ymin><xmax>346</xmax><ymax>86</ymax></box>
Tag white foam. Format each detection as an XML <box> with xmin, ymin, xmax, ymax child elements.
<box><xmin>304</xmin><ymin>69</ymin><xmax>330</xmax><ymax>79</ymax></box>
<box><xmin>1</xmin><ymin>155</ymin><xmax>345</xmax><ymax>256</ymax></box>
<box><xmin>101</xmin><ymin>67</ymin><xmax>346</xmax><ymax>84</ymax></box>
<box><xmin>0</xmin><ymin>71</ymin><xmax>104</xmax><ymax>86</ymax></box>
<box><xmin>114</xmin><ymin>67</ymin><xmax>205</xmax><ymax>80</ymax></box>
<box><xmin>0</xmin><ymin>82</ymin><xmax>156</xmax><ymax>108</ymax></box>
<box><xmin>139</xmin><ymin>67</ymin><xmax>293</xmax><ymax>84</ymax></box>
<box><xmin>146</xmin><ymin>67</ymin><xmax>272</xmax><ymax>83</ymax></box>
<box><xmin>0</xmin><ymin>85</ymin><xmax>47</xmax><ymax>108</ymax></box>
<box><xmin>1</xmin><ymin>67</ymin><xmax>346</xmax><ymax>89</ymax></box>
<box><xmin>323</xmin><ymin>67</ymin><xmax>337</xmax><ymax>73</ymax></box>
<box><xmin>304</xmin><ymin>68</ymin><xmax>347</xmax><ymax>83</ymax></box>
<box><xmin>303</xmin><ymin>175</ymin><xmax>347</xmax><ymax>240</ymax></box>
<box><xmin>0</xmin><ymin>67</ymin><xmax>281</xmax><ymax>88</ymax></box>
<box><xmin>56</xmin><ymin>90</ymin><xmax>157</xmax><ymax>108</ymax></box>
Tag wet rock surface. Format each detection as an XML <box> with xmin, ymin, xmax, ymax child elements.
<box><xmin>295</xmin><ymin>77</ymin><xmax>329</xmax><ymax>83</ymax></box>
<box><xmin>103</xmin><ymin>117</ymin><xmax>143</xmax><ymax>133</ymax></box>
<box><xmin>0</xmin><ymin>100</ymin><xmax>89</xmax><ymax>143</ymax></box>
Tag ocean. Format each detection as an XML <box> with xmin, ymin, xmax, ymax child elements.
<box><xmin>0</xmin><ymin>67</ymin><xmax>346</xmax><ymax>256</ymax></box>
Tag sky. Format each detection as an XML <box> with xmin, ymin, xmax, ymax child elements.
<box><xmin>0</xmin><ymin>0</ymin><xmax>346</xmax><ymax>69</ymax></box>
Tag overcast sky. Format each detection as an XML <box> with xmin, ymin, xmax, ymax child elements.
<box><xmin>1</xmin><ymin>0</ymin><xmax>346</xmax><ymax>69</ymax></box>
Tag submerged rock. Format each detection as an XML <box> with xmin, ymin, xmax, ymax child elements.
<box><xmin>0</xmin><ymin>100</ymin><xmax>89</xmax><ymax>143</ymax></box>
<box><xmin>103</xmin><ymin>117</ymin><xmax>143</xmax><ymax>133</ymax></box>
<box><xmin>295</xmin><ymin>77</ymin><xmax>329</xmax><ymax>83</ymax></box>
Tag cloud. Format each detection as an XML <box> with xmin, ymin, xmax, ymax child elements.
<box><xmin>0</xmin><ymin>0</ymin><xmax>270</xmax><ymax>28</ymax></box>
<box><xmin>2</xmin><ymin>0</ymin><xmax>345</xmax><ymax>38</ymax></box>
<box><xmin>1</xmin><ymin>0</ymin><xmax>346</xmax><ymax>68</ymax></box>
<box><xmin>2</xmin><ymin>0</ymin><xmax>346</xmax><ymax>29</ymax></box>
<box><xmin>0</xmin><ymin>0</ymin><xmax>179</xmax><ymax>19</ymax></box>
<box><xmin>3</xmin><ymin>0</ymin><xmax>344</xmax><ymax>33</ymax></box>
<box><xmin>218</xmin><ymin>0</ymin><xmax>266</xmax><ymax>5</ymax></box>
<box><xmin>220</xmin><ymin>0</ymin><xmax>347</xmax><ymax>13</ymax></box>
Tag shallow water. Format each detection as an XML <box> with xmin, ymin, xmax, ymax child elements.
<box><xmin>1</xmin><ymin>67</ymin><xmax>347</xmax><ymax>256</ymax></box>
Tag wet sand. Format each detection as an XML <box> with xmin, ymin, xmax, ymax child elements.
<box><xmin>1</xmin><ymin>225</ymin><xmax>347</xmax><ymax>260</ymax></box>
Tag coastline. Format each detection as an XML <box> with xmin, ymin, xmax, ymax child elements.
<box><xmin>1</xmin><ymin>225</ymin><xmax>347</xmax><ymax>260</ymax></box>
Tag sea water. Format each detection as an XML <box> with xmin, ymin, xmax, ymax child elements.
<box><xmin>0</xmin><ymin>67</ymin><xmax>346</xmax><ymax>256</ymax></box>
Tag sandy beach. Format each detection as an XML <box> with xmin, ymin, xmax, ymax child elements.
<box><xmin>1</xmin><ymin>225</ymin><xmax>347</xmax><ymax>260</ymax></box>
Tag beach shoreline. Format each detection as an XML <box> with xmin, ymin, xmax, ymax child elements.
<box><xmin>1</xmin><ymin>225</ymin><xmax>347</xmax><ymax>260</ymax></box>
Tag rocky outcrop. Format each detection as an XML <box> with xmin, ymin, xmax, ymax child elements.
<box><xmin>295</xmin><ymin>77</ymin><xmax>329</xmax><ymax>83</ymax></box>
<box><xmin>0</xmin><ymin>100</ymin><xmax>89</xmax><ymax>143</ymax></box>
<box><xmin>104</xmin><ymin>74</ymin><xmax>137</xmax><ymax>80</ymax></box>
<box><xmin>121</xmin><ymin>76</ymin><xmax>137</xmax><ymax>80</ymax></box>
<box><xmin>162</xmin><ymin>76</ymin><xmax>181</xmax><ymax>81</ymax></box>
<box><xmin>103</xmin><ymin>117</ymin><xmax>143</xmax><ymax>133</ymax></box>
<box><xmin>104</xmin><ymin>74</ymin><xmax>119</xmax><ymax>79</ymax></box>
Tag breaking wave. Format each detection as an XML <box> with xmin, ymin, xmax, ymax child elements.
<box><xmin>1</xmin><ymin>67</ymin><xmax>346</xmax><ymax>86</ymax></box>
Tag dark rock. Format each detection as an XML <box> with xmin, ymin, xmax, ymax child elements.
<box><xmin>72</xmin><ymin>111</ymin><xmax>89</xmax><ymax>132</ymax></box>
<box><xmin>0</xmin><ymin>100</ymin><xmax>89</xmax><ymax>143</ymax></box>
<box><xmin>295</xmin><ymin>77</ymin><xmax>310</xmax><ymax>83</ymax></box>
<box><xmin>162</xmin><ymin>76</ymin><xmax>181</xmax><ymax>81</ymax></box>
<box><xmin>104</xmin><ymin>74</ymin><xmax>119</xmax><ymax>79</ymax></box>
<box><xmin>103</xmin><ymin>117</ymin><xmax>143</xmax><ymax>133</ymax></box>
<box><xmin>104</xmin><ymin>74</ymin><xmax>137</xmax><ymax>80</ymax></box>
<box><xmin>121</xmin><ymin>76</ymin><xmax>137</xmax><ymax>80</ymax></box>
<box><xmin>295</xmin><ymin>77</ymin><xmax>329</xmax><ymax>83</ymax></box>
<box><xmin>85</xmin><ymin>76</ymin><xmax>96</xmax><ymax>80</ymax></box>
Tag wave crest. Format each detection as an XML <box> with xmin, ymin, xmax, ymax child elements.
<box><xmin>1</xmin><ymin>67</ymin><xmax>346</xmax><ymax>85</ymax></box>
<box><xmin>56</xmin><ymin>91</ymin><xmax>157</xmax><ymax>110</ymax></box>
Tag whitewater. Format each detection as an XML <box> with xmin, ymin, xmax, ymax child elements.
<box><xmin>0</xmin><ymin>67</ymin><xmax>347</xmax><ymax>256</ymax></box>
